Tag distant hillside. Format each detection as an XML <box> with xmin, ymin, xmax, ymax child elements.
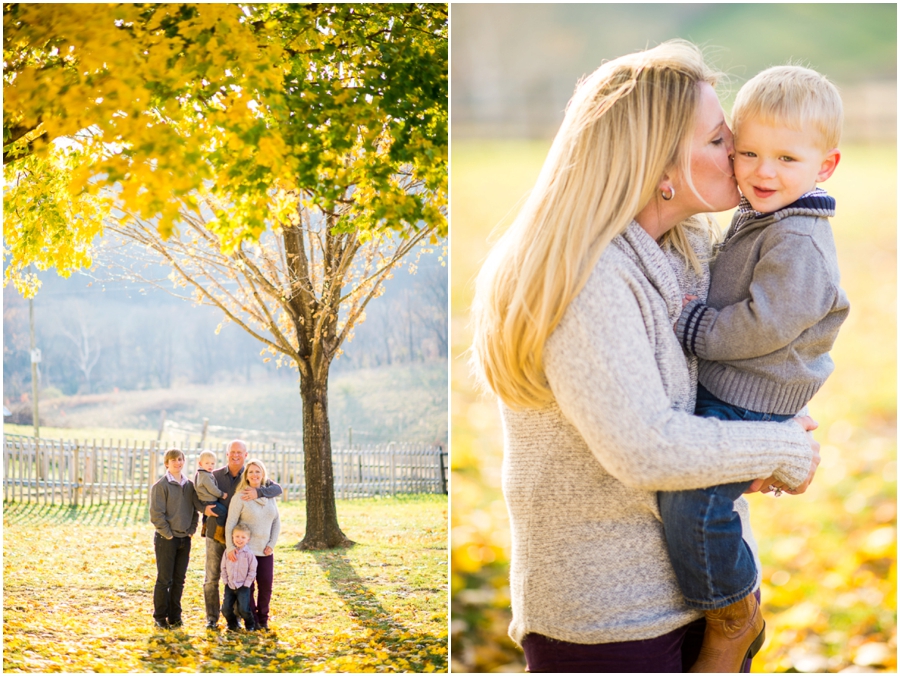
<box><xmin>12</xmin><ymin>361</ymin><xmax>447</xmax><ymax>446</ymax></box>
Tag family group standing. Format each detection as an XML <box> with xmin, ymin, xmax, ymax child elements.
<box><xmin>149</xmin><ymin>440</ymin><xmax>282</xmax><ymax>631</ymax></box>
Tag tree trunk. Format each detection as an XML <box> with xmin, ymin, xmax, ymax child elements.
<box><xmin>296</xmin><ymin>363</ymin><xmax>354</xmax><ymax>550</ymax></box>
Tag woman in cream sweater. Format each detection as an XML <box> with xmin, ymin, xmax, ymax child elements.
<box><xmin>470</xmin><ymin>40</ymin><xmax>820</xmax><ymax>673</ymax></box>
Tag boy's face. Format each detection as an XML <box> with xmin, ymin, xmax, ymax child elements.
<box><xmin>165</xmin><ymin>454</ymin><xmax>185</xmax><ymax>475</ymax></box>
<box><xmin>232</xmin><ymin>530</ymin><xmax>250</xmax><ymax>548</ymax></box>
<box><xmin>733</xmin><ymin>117</ymin><xmax>840</xmax><ymax>213</ymax></box>
<box><xmin>199</xmin><ymin>456</ymin><xmax>216</xmax><ymax>472</ymax></box>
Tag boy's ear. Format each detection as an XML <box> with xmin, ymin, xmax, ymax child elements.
<box><xmin>816</xmin><ymin>149</ymin><xmax>841</xmax><ymax>183</ymax></box>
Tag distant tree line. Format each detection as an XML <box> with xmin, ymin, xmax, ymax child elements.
<box><xmin>2</xmin><ymin>258</ymin><xmax>446</xmax><ymax>405</ymax></box>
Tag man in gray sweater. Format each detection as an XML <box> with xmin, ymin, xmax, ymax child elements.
<box><xmin>667</xmin><ymin>66</ymin><xmax>849</xmax><ymax>671</ymax></box>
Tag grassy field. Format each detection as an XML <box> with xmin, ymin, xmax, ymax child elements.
<box><xmin>450</xmin><ymin>141</ymin><xmax>896</xmax><ymax>672</ymax></box>
<box><xmin>3</xmin><ymin>495</ymin><xmax>448</xmax><ymax>673</ymax></box>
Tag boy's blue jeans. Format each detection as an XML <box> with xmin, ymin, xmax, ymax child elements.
<box><xmin>658</xmin><ymin>384</ymin><xmax>793</xmax><ymax>610</ymax></box>
<box><xmin>223</xmin><ymin>585</ymin><xmax>255</xmax><ymax>629</ymax></box>
<box><xmin>205</xmin><ymin>501</ymin><xmax>228</xmax><ymax>528</ymax></box>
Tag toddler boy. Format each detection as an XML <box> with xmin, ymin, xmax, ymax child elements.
<box><xmin>149</xmin><ymin>448</ymin><xmax>199</xmax><ymax>630</ymax></box>
<box><xmin>665</xmin><ymin>65</ymin><xmax>850</xmax><ymax>672</ymax></box>
<box><xmin>194</xmin><ymin>450</ymin><xmax>228</xmax><ymax>545</ymax></box>
<box><xmin>221</xmin><ymin>522</ymin><xmax>258</xmax><ymax>631</ymax></box>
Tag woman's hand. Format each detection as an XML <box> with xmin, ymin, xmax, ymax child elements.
<box><xmin>264</xmin><ymin>546</ymin><xmax>273</xmax><ymax>556</ymax></box>
<box><xmin>745</xmin><ymin>415</ymin><xmax>821</xmax><ymax>495</ymax></box>
<box><xmin>227</xmin><ymin>549</ymin><xmax>238</xmax><ymax>562</ymax></box>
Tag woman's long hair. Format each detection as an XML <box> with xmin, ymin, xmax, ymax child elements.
<box><xmin>235</xmin><ymin>459</ymin><xmax>269</xmax><ymax>495</ymax></box>
<box><xmin>471</xmin><ymin>40</ymin><xmax>721</xmax><ymax>410</ymax></box>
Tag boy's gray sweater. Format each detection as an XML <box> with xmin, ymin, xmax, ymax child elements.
<box><xmin>150</xmin><ymin>475</ymin><xmax>199</xmax><ymax>539</ymax></box>
<box><xmin>675</xmin><ymin>195</ymin><xmax>849</xmax><ymax>415</ymax></box>
<box><xmin>502</xmin><ymin>221</ymin><xmax>812</xmax><ymax>646</ymax></box>
<box><xmin>194</xmin><ymin>468</ymin><xmax>224</xmax><ymax>502</ymax></box>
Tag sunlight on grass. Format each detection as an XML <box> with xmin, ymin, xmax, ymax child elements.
<box><xmin>4</xmin><ymin>496</ymin><xmax>448</xmax><ymax>673</ymax></box>
<box><xmin>450</xmin><ymin>140</ymin><xmax>896</xmax><ymax>673</ymax></box>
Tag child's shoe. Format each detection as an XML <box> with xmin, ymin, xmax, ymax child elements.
<box><xmin>689</xmin><ymin>592</ymin><xmax>765</xmax><ymax>673</ymax></box>
<box><xmin>214</xmin><ymin>525</ymin><xmax>227</xmax><ymax>545</ymax></box>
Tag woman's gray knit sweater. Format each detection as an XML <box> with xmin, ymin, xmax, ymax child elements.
<box><xmin>225</xmin><ymin>495</ymin><xmax>281</xmax><ymax>557</ymax></box>
<box><xmin>501</xmin><ymin>221</ymin><xmax>813</xmax><ymax>646</ymax></box>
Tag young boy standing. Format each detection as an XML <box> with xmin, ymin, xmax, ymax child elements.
<box><xmin>221</xmin><ymin>522</ymin><xmax>259</xmax><ymax>631</ymax></box>
<box><xmin>149</xmin><ymin>448</ymin><xmax>199</xmax><ymax>630</ymax></box>
<box><xmin>665</xmin><ymin>65</ymin><xmax>850</xmax><ymax>672</ymax></box>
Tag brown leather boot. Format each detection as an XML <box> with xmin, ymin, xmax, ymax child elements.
<box><xmin>689</xmin><ymin>593</ymin><xmax>766</xmax><ymax>673</ymax></box>
<box><xmin>214</xmin><ymin>525</ymin><xmax>227</xmax><ymax>545</ymax></box>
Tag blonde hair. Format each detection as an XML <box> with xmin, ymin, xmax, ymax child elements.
<box><xmin>732</xmin><ymin>65</ymin><xmax>843</xmax><ymax>150</ymax></box>
<box><xmin>471</xmin><ymin>39</ymin><xmax>721</xmax><ymax>410</ymax></box>
<box><xmin>235</xmin><ymin>459</ymin><xmax>268</xmax><ymax>494</ymax></box>
<box><xmin>198</xmin><ymin>450</ymin><xmax>217</xmax><ymax>464</ymax></box>
<box><xmin>233</xmin><ymin>521</ymin><xmax>252</xmax><ymax>536</ymax></box>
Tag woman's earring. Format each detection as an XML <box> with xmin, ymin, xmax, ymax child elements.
<box><xmin>661</xmin><ymin>186</ymin><xmax>675</xmax><ymax>201</ymax></box>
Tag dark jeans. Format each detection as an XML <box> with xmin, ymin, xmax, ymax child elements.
<box><xmin>204</xmin><ymin>501</ymin><xmax>228</xmax><ymax>529</ymax></box>
<box><xmin>223</xmin><ymin>585</ymin><xmax>255</xmax><ymax>629</ymax></box>
<box><xmin>153</xmin><ymin>533</ymin><xmax>191</xmax><ymax>624</ymax></box>
<box><xmin>659</xmin><ymin>384</ymin><xmax>793</xmax><ymax>609</ymax></box>
<box><xmin>522</xmin><ymin>591</ymin><xmax>761</xmax><ymax>672</ymax></box>
<box><xmin>249</xmin><ymin>554</ymin><xmax>274</xmax><ymax>626</ymax></box>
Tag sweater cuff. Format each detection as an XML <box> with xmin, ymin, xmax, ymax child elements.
<box><xmin>770</xmin><ymin>421</ymin><xmax>814</xmax><ymax>488</ymax></box>
<box><xmin>675</xmin><ymin>298</ymin><xmax>715</xmax><ymax>357</ymax></box>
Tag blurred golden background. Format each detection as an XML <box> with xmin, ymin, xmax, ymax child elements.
<box><xmin>450</xmin><ymin>4</ymin><xmax>896</xmax><ymax>673</ymax></box>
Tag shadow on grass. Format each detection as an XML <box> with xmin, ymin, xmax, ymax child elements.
<box><xmin>3</xmin><ymin>500</ymin><xmax>148</xmax><ymax>526</ymax></box>
<box><xmin>312</xmin><ymin>550</ymin><xmax>447</xmax><ymax>668</ymax></box>
<box><xmin>137</xmin><ymin>626</ymin><xmax>308</xmax><ymax>673</ymax></box>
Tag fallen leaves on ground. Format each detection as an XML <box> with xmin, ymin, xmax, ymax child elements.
<box><xmin>4</xmin><ymin>496</ymin><xmax>448</xmax><ymax>672</ymax></box>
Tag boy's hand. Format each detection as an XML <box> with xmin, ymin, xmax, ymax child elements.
<box><xmin>683</xmin><ymin>294</ymin><xmax>698</xmax><ymax>308</ymax></box>
<box><xmin>222</xmin><ymin>493</ymin><xmax>228</xmax><ymax>500</ymax></box>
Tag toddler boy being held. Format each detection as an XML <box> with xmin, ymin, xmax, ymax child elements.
<box><xmin>221</xmin><ymin>522</ymin><xmax>258</xmax><ymax>631</ymax></box>
<box><xmin>663</xmin><ymin>65</ymin><xmax>850</xmax><ymax>672</ymax></box>
<box><xmin>195</xmin><ymin>450</ymin><xmax>228</xmax><ymax>545</ymax></box>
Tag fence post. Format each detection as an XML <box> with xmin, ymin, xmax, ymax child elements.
<box><xmin>72</xmin><ymin>444</ymin><xmax>80</xmax><ymax>507</ymax></box>
<box><xmin>389</xmin><ymin>442</ymin><xmax>396</xmax><ymax>497</ymax></box>
<box><xmin>438</xmin><ymin>444</ymin><xmax>447</xmax><ymax>494</ymax></box>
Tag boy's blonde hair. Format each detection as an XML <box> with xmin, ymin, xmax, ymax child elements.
<box><xmin>198</xmin><ymin>450</ymin><xmax>217</xmax><ymax>464</ymax></box>
<box><xmin>471</xmin><ymin>39</ymin><xmax>722</xmax><ymax>410</ymax></box>
<box><xmin>163</xmin><ymin>448</ymin><xmax>184</xmax><ymax>464</ymax></box>
<box><xmin>732</xmin><ymin>65</ymin><xmax>843</xmax><ymax>150</ymax></box>
<box><xmin>233</xmin><ymin>521</ymin><xmax>252</xmax><ymax>536</ymax></box>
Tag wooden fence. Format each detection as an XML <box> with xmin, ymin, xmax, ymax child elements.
<box><xmin>2</xmin><ymin>435</ymin><xmax>448</xmax><ymax>506</ymax></box>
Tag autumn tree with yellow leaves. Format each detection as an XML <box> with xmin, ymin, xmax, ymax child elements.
<box><xmin>3</xmin><ymin>3</ymin><xmax>448</xmax><ymax>549</ymax></box>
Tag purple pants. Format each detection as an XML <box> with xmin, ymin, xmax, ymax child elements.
<box><xmin>248</xmin><ymin>554</ymin><xmax>274</xmax><ymax>626</ymax></box>
<box><xmin>522</xmin><ymin>591</ymin><xmax>760</xmax><ymax>673</ymax></box>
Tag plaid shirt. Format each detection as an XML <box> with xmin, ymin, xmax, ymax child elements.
<box><xmin>221</xmin><ymin>545</ymin><xmax>258</xmax><ymax>589</ymax></box>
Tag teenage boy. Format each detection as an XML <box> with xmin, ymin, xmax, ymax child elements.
<box><xmin>149</xmin><ymin>448</ymin><xmax>199</xmax><ymax>630</ymax></box>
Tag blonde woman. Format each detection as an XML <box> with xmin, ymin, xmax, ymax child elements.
<box><xmin>224</xmin><ymin>459</ymin><xmax>280</xmax><ymax>630</ymax></box>
<box><xmin>471</xmin><ymin>40</ymin><xmax>820</xmax><ymax>673</ymax></box>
